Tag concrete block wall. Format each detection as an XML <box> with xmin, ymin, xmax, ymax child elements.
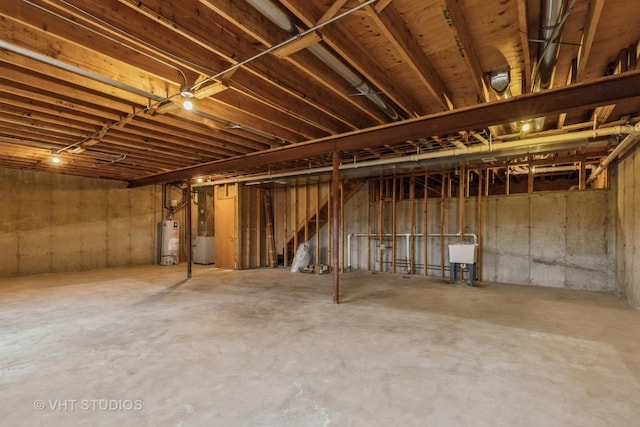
<box><xmin>615</xmin><ymin>146</ymin><xmax>640</xmax><ymax>308</ymax></box>
<box><xmin>0</xmin><ymin>168</ymin><xmax>162</xmax><ymax>277</ymax></box>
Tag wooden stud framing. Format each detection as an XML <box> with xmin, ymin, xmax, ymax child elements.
<box><xmin>440</xmin><ymin>173</ymin><xmax>446</xmax><ymax>278</ymax></box>
<box><xmin>476</xmin><ymin>170</ymin><xmax>483</xmax><ymax>282</ymax></box>
<box><xmin>409</xmin><ymin>173</ymin><xmax>416</xmax><ymax>275</ymax></box>
<box><xmin>528</xmin><ymin>156</ymin><xmax>534</xmax><ymax>193</ymax></box>
<box><xmin>340</xmin><ymin>180</ymin><xmax>345</xmax><ymax>273</ymax></box>
<box><xmin>367</xmin><ymin>180</ymin><xmax>371</xmax><ymax>271</ymax></box>
<box><xmin>315</xmin><ymin>181</ymin><xmax>320</xmax><ymax>266</ymax></box>
<box><xmin>283</xmin><ymin>187</ymin><xmax>289</xmax><ymax>267</ymax></box>
<box><xmin>378</xmin><ymin>173</ymin><xmax>384</xmax><ymax>272</ymax></box>
<box><xmin>332</xmin><ymin>151</ymin><xmax>340</xmax><ymax>304</ymax></box>
<box><xmin>392</xmin><ymin>173</ymin><xmax>397</xmax><ymax>273</ymax></box>
<box><xmin>459</xmin><ymin>166</ymin><xmax>465</xmax><ymax>244</ymax></box>
<box><xmin>423</xmin><ymin>168</ymin><xmax>429</xmax><ymax>277</ymax></box>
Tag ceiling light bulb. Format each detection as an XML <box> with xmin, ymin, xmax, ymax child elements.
<box><xmin>521</xmin><ymin>122</ymin><xmax>531</xmax><ymax>132</ymax></box>
<box><xmin>183</xmin><ymin>99</ymin><xmax>193</xmax><ymax>110</ymax></box>
<box><xmin>51</xmin><ymin>153</ymin><xmax>61</xmax><ymax>164</ymax></box>
<box><xmin>196</xmin><ymin>177</ymin><xmax>203</xmax><ymax>183</ymax></box>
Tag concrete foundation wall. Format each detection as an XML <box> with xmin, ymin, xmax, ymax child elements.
<box><xmin>344</xmin><ymin>183</ymin><xmax>615</xmax><ymax>291</ymax></box>
<box><xmin>481</xmin><ymin>190</ymin><xmax>615</xmax><ymax>291</ymax></box>
<box><xmin>615</xmin><ymin>146</ymin><xmax>640</xmax><ymax>308</ymax></box>
<box><xmin>0</xmin><ymin>168</ymin><xmax>162</xmax><ymax>277</ymax></box>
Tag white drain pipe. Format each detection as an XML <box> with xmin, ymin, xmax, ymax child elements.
<box><xmin>586</xmin><ymin>122</ymin><xmax>640</xmax><ymax>185</ymax></box>
<box><xmin>346</xmin><ymin>232</ymin><xmax>478</xmax><ymax>273</ymax></box>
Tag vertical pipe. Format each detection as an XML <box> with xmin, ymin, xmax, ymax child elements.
<box><xmin>423</xmin><ymin>168</ymin><xmax>428</xmax><ymax>276</ymax></box>
<box><xmin>579</xmin><ymin>158</ymin><xmax>586</xmax><ymax>190</ymax></box>
<box><xmin>391</xmin><ymin>174</ymin><xmax>397</xmax><ymax>273</ymax></box>
<box><xmin>332</xmin><ymin>151</ymin><xmax>340</xmax><ymax>304</ymax></box>
<box><xmin>440</xmin><ymin>173</ymin><xmax>446</xmax><ymax>278</ymax></box>
<box><xmin>186</xmin><ymin>179</ymin><xmax>192</xmax><ymax>279</ymax></box>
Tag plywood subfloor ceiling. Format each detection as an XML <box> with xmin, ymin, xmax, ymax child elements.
<box><xmin>1</xmin><ymin>0</ymin><xmax>639</xmax><ymax>184</ymax></box>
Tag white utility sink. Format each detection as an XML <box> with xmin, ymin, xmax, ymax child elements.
<box><xmin>448</xmin><ymin>244</ymin><xmax>478</xmax><ymax>264</ymax></box>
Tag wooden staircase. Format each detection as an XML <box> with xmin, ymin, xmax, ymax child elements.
<box><xmin>286</xmin><ymin>179</ymin><xmax>364</xmax><ymax>262</ymax></box>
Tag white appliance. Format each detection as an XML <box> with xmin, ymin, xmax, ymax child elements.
<box><xmin>193</xmin><ymin>236</ymin><xmax>215</xmax><ymax>264</ymax></box>
<box><xmin>160</xmin><ymin>220</ymin><xmax>180</xmax><ymax>265</ymax></box>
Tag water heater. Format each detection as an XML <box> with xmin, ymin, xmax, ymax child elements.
<box><xmin>160</xmin><ymin>220</ymin><xmax>180</xmax><ymax>265</ymax></box>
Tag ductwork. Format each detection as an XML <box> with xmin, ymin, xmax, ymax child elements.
<box><xmin>534</xmin><ymin>0</ymin><xmax>570</xmax><ymax>92</ymax></box>
<box><xmin>246</xmin><ymin>0</ymin><xmax>400</xmax><ymax>120</ymax></box>
<box><xmin>490</xmin><ymin>0</ymin><xmax>574</xmax><ymax>133</ymax></box>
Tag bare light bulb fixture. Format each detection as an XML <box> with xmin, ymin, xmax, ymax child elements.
<box><xmin>51</xmin><ymin>153</ymin><xmax>61</xmax><ymax>164</ymax></box>
<box><xmin>180</xmin><ymin>86</ymin><xmax>194</xmax><ymax>110</ymax></box>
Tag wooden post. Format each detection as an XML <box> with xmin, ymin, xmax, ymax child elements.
<box><xmin>423</xmin><ymin>168</ymin><xmax>428</xmax><ymax>277</ymax></box>
<box><xmin>391</xmin><ymin>173</ymin><xmax>397</xmax><ymax>273</ymax></box>
<box><xmin>304</xmin><ymin>180</ymin><xmax>309</xmax><ymax>243</ymax></box>
<box><xmin>315</xmin><ymin>181</ymin><xmax>320</xmax><ymax>266</ymax></box>
<box><xmin>264</xmin><ymin>190</ymin><xmax>276</xmax><ymax>268</ymax></box>
<box><xmin>409</xmin><ymin>173</ymin><xmax>415</xmax><ymax>275</ymax></box>
<box><xmin>485</xmin><ymin>168</ymin><xmax>490</xmax><ymax>196</ymax></box>
<box><xmin>332</xmin><ymin>151</ymin><xmax>340</xmax><ymax>304</ymax></box>
<box><xmin>294</xmin><ymin>183</ymin><xmax>299</xmax><ymax>251</ymax></box>
<box><xmin>367</xmin><ymin>180</ymin><xmax>371</xmax><ymax>271</ymax></box>
<box><xmin>378</xmin><ymin>174</ymin><xmax>384</xmax><ymax>272</ymax></box>
<box><xmin>440</xmin><ymin>173</ymin><xmax>446</xmax><ymax>278</ymax></box>
<box><xmin>477</xmin><ymin>170</ymin><xmax>483</xmax><ymax>282</ymax></box>
<box><xmin>528</xmin><ymin>156</ymin><xmax>534</xmax><ymax>193</ymax></box>
<box><xmin>459</xmin><ymin>166</ymin><xmax>465</xmax><ymax>243</ymax></box>
<box><xmin>283</xmin><ymin>187</ymin><xmax>288</xmax><ymax>267</ymax></box>
<box><xmin>506</xmin><ymin>166</ymin><xmax>511</xmax><ymax>195</ymax></box>
<box><xmin>579</xmin><ymin>158</ymin><xmax>586</xmax><ymax>190</ymax></box>
<box><xmin>186</xmin><ymin>179</ymin><xmax>192</xmax><ymax>279</ymax></box>
<box><xmin>340</xmin><ymin>180</ymin><xmax>345</xmax><ymax>273</ymax></box>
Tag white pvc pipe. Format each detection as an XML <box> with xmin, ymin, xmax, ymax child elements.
<box><xmin>587</xmin><ymin>123</ymin><xmax>640</xmax><ymax>185</ymax></box>
<box><xmin>346</xmin><ymin>232</ymin><xmax>478</xmax><ymax>272</ymax></box>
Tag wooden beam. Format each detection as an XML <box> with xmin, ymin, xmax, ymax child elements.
<box><xmin>516</xmin><ymin>0</ymin><xmax>532</xmax><ymax>93</ymax></box>
<box><xmin>440</xmin><ymin>0</ymin><xmax>488</xmax><ymax>103</ymax></box>
<box><xmin>364</xmin><ymin>3</ymin><xmax>454</xmax><ymax>111</ymax></box>
<box><xmin>576</xmin><ymin>0</ymin><xmax>605</xmax><ymax>82</ymax></box>
<box><xmin>279</xmin><ymin>0</ymin><xmax>424</xmax><ymax>116</ymax></box>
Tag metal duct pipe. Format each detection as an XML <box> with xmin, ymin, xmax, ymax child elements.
<box><xmin>246</xmin><ymin>0</ymin><xmax>400</xmax><ymax>120</ymax></box>
<box><xmin>199</xmin><ymin>125</ymin><xmax>635</xmax><ymax>186</ymax></box>
<box><xmin>534</xmin><ymin>0</ymin><xmax>570</xmax><ymax>91</ymax></box>
<box><xmin>586</xmin><ymin>122</ymin><xmax>640</xmax><ymax>185</ymax></box>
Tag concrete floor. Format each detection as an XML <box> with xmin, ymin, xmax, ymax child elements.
<box><xmin>1</xmin><ymin>266</ymin><xmax>639</xmax><ymax>426</ymax></box>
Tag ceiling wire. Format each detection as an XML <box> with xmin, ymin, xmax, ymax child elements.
<box><xmin>22</xmin><ymin>0</ymin><xmax>192</xmax><ymax>86</ymax></box>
